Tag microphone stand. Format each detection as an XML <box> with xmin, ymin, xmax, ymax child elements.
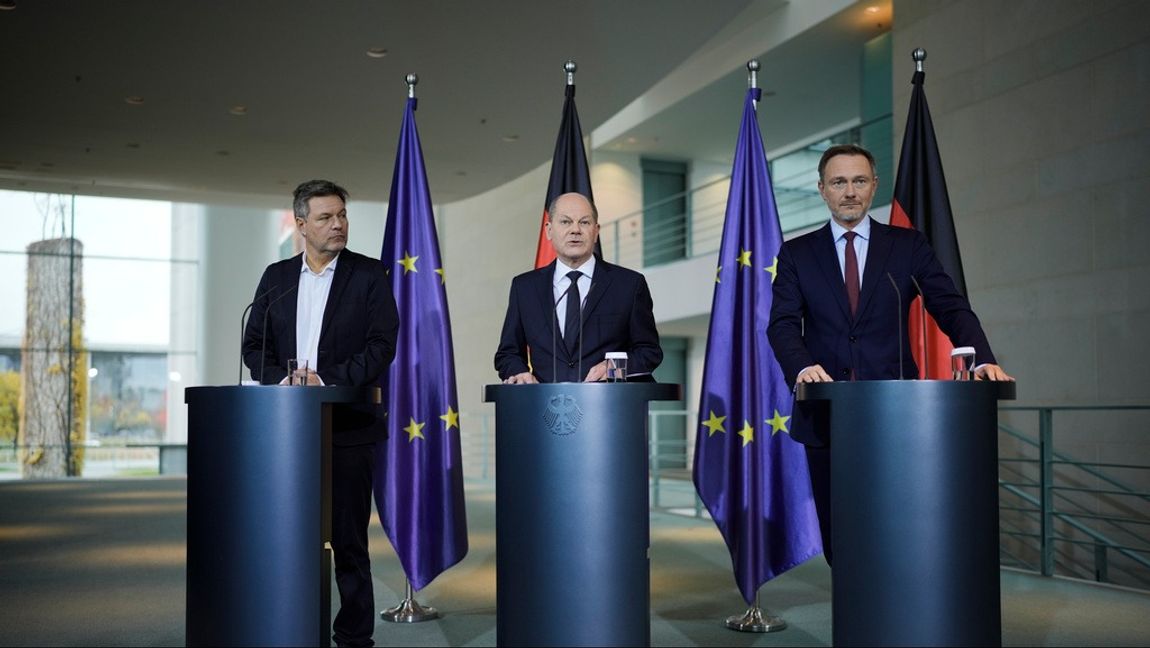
<box><xmin>909</xmin><ymin>275</ymin><xmax>928</xmax><ymax>378</ymax></box>
<box><xmin>259</xmin><ymin>284</ymin><xmax>298</xmax><ymax>384</ymax></box>
<box><xmin>551</xmin><ymin>281</ymin><xmax>576</xmax><ymax>384</ymax></box>
<box><xmin>239</xmin><ymin>285</ymin><xmax>279</xmax><ymax>384</ymax></box>
<box><xmin>886</xmin><ymin>273</ymin><xmax>903</xmax><ymax>380</ymax></box>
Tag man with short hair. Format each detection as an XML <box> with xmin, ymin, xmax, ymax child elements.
<box><xmin>495</xmin><ymin>191</ymin><xmax>662</xmax><ymax>383</ymax></box>
<box><xmin>767</xmin><ymin>144</ymin><xmax>1011</xmax><ymax>561</ymax></box>
<box><xmin>243</xmin><ymin>179</ymin><xmax>399</xmax><ymax>647</ymax></box>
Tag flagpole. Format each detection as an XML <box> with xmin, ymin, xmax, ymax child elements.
<box><xmin>914</xmin><ymin>47</ymin><xmax>926</xmax><ymax>72</ymax></box>
<box><xmin>718</xmin><ymin>60</ymin><xmax>790</xmax><ymax>635</ymax></box>
<box><xmin>379</xmin><ymin>71</ymin><xmax>441</xmax><ymax>625</ymax></box>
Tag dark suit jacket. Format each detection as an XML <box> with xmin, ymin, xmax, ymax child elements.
<box><xmin>242</xmin><ymin>249</ymin><xmax>400</xmax><ymax>445</ymax></box>
<box><xmin>495</xmin><ymin>259</ymin><xmax>663</xmax><ymax>383</ymax></box>
<box><xmin>768</xmin><ymin>218</ymin><xmax>995</xmax><ymax>445</ymax></box>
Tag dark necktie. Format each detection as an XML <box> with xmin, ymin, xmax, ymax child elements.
<box><xmin>564</xmin><ymin>270</ymin><xmax>582</xmax><ymax>350</ymax></box>
<box><xmin>844</xmin><ymin>231</ymin><xmax>859</xmax><ymax>317</ymax></box>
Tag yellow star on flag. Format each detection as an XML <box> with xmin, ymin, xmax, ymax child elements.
<box><xmin>397</xmin><ymin>251</ymin><xmax>419</xmax><ymax>274</ymax></box>
<box><xmin>766</xmin><ymin>409</ymin><xmax>791</xmax><ymax>436</ymax></box>
<box><xmin>701</xmin><ymin>410</ymin><xmax>727</xmax><ymax>437</ymax></box>
<box><xmin>440</xmin><ymin>406</ymin><xmax>459</xmax><ymax>430</ymax></box>
<box><xmin>765</xmin><ymin>256</ymin><xmax>779</xmax><ymax>283</ymax></box>
<box><xmin>715</xmin><ymin>265</ymin><xmax>722</xmax><ymax>284</ymax></box>
<box><xmin>403</xmin><ymin>417</ymin><xmax>426</xmax><ymax>442</ymax></box>
<box><xmin>435</xmin><ymin>268</ymin><xmax>446</xmax><ymax>285</ymax></box>
<box><xmin>737</xmin><ymin>248</ymin><xmax>752</xmax><ymax>268</ymax></box>
<box><xmin>737</xmin><ymin>420</ymin><xmax>754</xmax><ymax>447</ymax></box>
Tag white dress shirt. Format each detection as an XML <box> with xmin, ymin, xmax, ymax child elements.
<box><xmin>553</xmin><ymin>255</ymin><xmax>596</xmax><ymax>338</ymax></box>
<box><xmin>295</xmin><ymin>252</ymin><xmax>338</xmax><ymax>374</ymax></box>
<box><xmin>829</xmin><ymin>215</ymin><xmax>871</xmax><ymax>287</ymax></box>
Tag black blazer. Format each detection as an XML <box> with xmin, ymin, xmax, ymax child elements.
<box><xmin>494</xmin><ymin>259</ymin><xmax>663</xmax><ymax>383</ymax></box>
<box><xmin>768</xmin><ymin>218</ymin><xmax>995</xmax><ymax>445</ymax></box>
<box><xmin>242</xmin><ymin>249</ymin><xmax>400</xmax><ymax>445</ymax></box>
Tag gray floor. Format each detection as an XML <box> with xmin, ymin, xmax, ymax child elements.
<box><xmin>1</xmin><ymin>478</ymin><xmax>1147</xmax><ymax>647</ymax></box>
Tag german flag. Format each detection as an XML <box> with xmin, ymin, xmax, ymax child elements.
<box><xmin>890</xmin><ymin>68</ymin><xmax>965</xmax><ymax>379</ymax></box>
<box><xmin>534</xmin><ymin>82</ymin><xmax>595</xmax><ymax>268</ymax></box>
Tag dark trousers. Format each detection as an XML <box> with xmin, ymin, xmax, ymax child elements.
<box><xmin>805</xmin><ymin>444</ymin><xmax>833</xmax><ymax>566</ymax></box>
<box><xmin>332</xmin><ymin>443</ymin><xmax>377</xmax><ymax>647</ymax></box>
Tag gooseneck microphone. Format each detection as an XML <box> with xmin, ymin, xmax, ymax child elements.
<box><xmin>551</xmin><ymin>281</ymin><xmax>577</xmax><ymax>384</ymax></box>
<box><xmin>909</xmin><ymin>275</ymin><xmax>928</xmax><ymax>378</ymax></box>
<box><xmin>886</xmin><ymin>272</ymin><xmax>904</xmax><ymax>380</ymax></box>
<box><xmin>258</xmin><ymin>283</ymin><xmax>299</xmax><ymax>384</ymax></box>
<box><xmin>239</xmin><ymin>285</ymin><xmax>279</xmax><ymax>384</ymax></box>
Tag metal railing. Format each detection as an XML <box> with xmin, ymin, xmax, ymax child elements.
<box><xmin>598</xmin><ymin>114</ymin><xmax>895</xmax><ymax>270</ymax></box>
<box><xmin>997</xmin><ymin>405</ymin><xmax>1150</xmax><ymax>590</ymax></box>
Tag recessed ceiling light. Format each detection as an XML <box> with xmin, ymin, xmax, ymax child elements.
<box><xmin>366</xmin><ymin>47</ymin><xmax>389</xmax><ymax>58</ymax></box>
<box><xmin>455</xmin><ymin>171</ymin><xmax>467</xmax><ymax>176</ymax></box>
<box><xmin>625</xmin><ymin>136</ymin><xmax>638</xmax><ymax>144</ymax></box>
<box><xmin>0</xmin><ymin>1</ymin><xmax>17</xmax><ymax>11</ymax></box>
<box><xmin>124</xmin><ymin>96</ymin><xmax>144</xmax><ymax>105</ymax></box>
<box><xmin>126</xmin><ymin>143</ymin><xmax>141</xmax><ymax>149</ymax></box>
<box><xmin>215</xmin><ymin>150</ymin><xmax>230</xmax><ymax>157</ymax></box>
<box><xmin>229</xmin><ymin>105</ymin><xmax>248</xmax><ymax>116</ymax></box>
<box><xmin>501</xmin><ymin>134</ymin><xmax>519</xmax><ymax>142</ymax></box>
<box><xmin>865</xmin><ymin>5</ymin><xmax>880</xmax><ymax>13</ymax></box>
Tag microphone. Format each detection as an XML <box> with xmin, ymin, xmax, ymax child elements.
<box><xmin>886</xmin><ymin>272</ymin><xmax>904</xmax><ymax>380</ymax></box>
<box><xmin>258</xmin><ymin>283</ymin><xmax>299</xmax><ymax>384</ymax></box>
<box><xmin>909</xmin><ymin>275</ymin><xmax>928</xmax><ymax>378</ymax></box>
<box><xmin>239</xmin><ymin>285</ymin><xmax>279</xmax><ymax>384</ymax></box>
<box><xmin>576</xmin><ymin>282</ymin><xmax>593</xmax><ymax>383</ymax></box>
<box><xmin>551</xmin><ymin>280</ymin><xmax>577</xmax><ymax>384</ymax></box>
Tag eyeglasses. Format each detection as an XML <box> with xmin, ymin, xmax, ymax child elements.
<box><xmin>824</xmin><ymin>177</ymin><xmax>874</xmax><ymax>192</ymax></box>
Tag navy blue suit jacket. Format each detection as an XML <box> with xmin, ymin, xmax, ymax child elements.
<box><xmin>768</xmin><ymin>218</ymin><xmax>995</xmax><ymax>445</ymax></box>
<box><xmin>495</xmin><ymin>259</ymin><xmax>663</xmax><ymax>383</ymax></box>
<box><xmin>242</xmin><ymin>249</ymin><xmax>400</xmax><ymax>445</ymax></box>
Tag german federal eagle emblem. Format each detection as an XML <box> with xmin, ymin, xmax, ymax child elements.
<box><xmin>543</xmin><ymin>393</ymin><xmax>582</xmax><ymax>436</ymax></box>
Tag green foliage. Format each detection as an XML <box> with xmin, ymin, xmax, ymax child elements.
<box><xmin>0</xmin><ymin>371</ymin><xmax>18</xmax><ymax>444</ymax></box>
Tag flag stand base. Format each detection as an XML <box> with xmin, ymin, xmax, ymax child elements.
<box><xmin>380</xmin><ymin>580</ymin><xmax>439</xmax><ymax>623</ymax></box>
<box><xmin>724</xmin><ymin>605</ymin><xmax>786</xmax><ymax>633</ymax></box>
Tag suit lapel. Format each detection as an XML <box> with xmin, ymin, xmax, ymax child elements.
<box><xmin>533</xmin><ymin>263</ymin><xmax>566</xmax><ymax>356</ymax></box>
<box><xmin>280</xmin><ymin>255</ymin><xmax>301</xmax><ymax>357</ymax></box>
<box><xmin>857</xmin><ymin>220</ymin><xmax>894</xmax><ymax>320</ymax></box>
<box><xmin>580</xmin><ymin>259</ymin><xmax>612</xmax><ymax>326</ymax></box>
<box><xmin>319</xmin><ymin>251</ymin><xmax>354</xmax><ymax>347</ymax></box>
<box><xmin>812</xmin><ymin>225</ymin><xmax>852</xmax><ymax>322</ymax></box>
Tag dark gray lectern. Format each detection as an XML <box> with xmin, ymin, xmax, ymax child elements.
<box><xmin>484</xmin><ymin>382</ymin><xmax>681</xmax><ymax>647</ymax></box>
<box><xmin>184</xmin><ymin>385</ymin><xmax>379</xmax><ymax>647</ymax></box>
<box><xmin>797</xmin><ymin>380</ymin><xmax>1016</xmax><ymax>647</ymax></box>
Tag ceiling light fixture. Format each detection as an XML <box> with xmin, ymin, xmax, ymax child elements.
<box><xmin>865</xmin><ymin>5</ymin><xmax>880</xmax><ymax>13</ymax></box>
<box><xmin>0</xmin><ymin>1</ymin><xmax>17</xmax><ymax>11</ymax></box>
<box><xmin>501</xmin><ymin>134</ymin><xmax>519</xmax><ymax>142</ymax></box>
<box><xmin>124</xmin><ymin>96</ymin><xmax>144</xmax><ymax>105</ymax></box>
<box><xmin>366</xmin><ymin>47</ymin><xmax>388</xmax><ymax>58</ymax></box>
<box><xmin>229</xmin><ymin>105</ymin><xmax>248</xmax><ymax>116</ymax></box>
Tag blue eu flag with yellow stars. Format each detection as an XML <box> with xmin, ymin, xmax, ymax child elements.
<box><xmin>375</xmin><ymin>95</ymin><xmax>468</xmax><ymax>591</ymax></box>
<box><xmin>693</xmin><ymin>87</ymin><xmax>822</xmax><ymax>605</ymax></box>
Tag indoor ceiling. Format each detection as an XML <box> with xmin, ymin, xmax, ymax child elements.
<box><xmin>0</xmin><ymin>0</ymin><xmax>892</xmax><ymax>207</ymax></box>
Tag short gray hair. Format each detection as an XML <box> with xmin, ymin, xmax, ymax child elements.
<box><xmin>292</xmin><ymin>179</ymin><xmax>349</xmax><ymax>220</ymax></box>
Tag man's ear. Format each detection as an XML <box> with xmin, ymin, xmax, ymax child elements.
<box><xmin>296</xmin><ymin>217</ymin><xmax>306</xmax><ymax>236</ymax></box>
<box><xmin>544</xmin><ymin>220</ymin><xmax>553</xmax><ymax>241</ymax></box>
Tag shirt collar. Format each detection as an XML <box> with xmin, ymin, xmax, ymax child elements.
<box><xmin>553</xmin><ymin>255</ymin><xmax>596</xmax><ymax>285</ymax></box>
<box><xmin>830</xmin><ymin>215</ymin><xmax>872</xmax><ymax>242</ymax></box>
<box><xmin>301</xmin><ymin>251</ymin><xmax>340</xmax><ymax>276</ymax></box>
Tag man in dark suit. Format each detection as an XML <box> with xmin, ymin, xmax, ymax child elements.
<box><xmin>243</xmin><ymin>179</ymin><xmax>399</xmax><ymax>647</ymax></box>
<box><xmin>495</xmin><ymin>192</ymin><xmax>662</xmax><ymax>384</ymax></box>
<box><xmin>767</xmin><ymin>144</ymin><xmax>1012</xmax><ymax>562</ymax></box>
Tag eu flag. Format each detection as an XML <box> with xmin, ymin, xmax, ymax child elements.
<box><xmin>375</xmin><ymin>96</ymin><xmax>468</xmax><ymax>590</ymax></box>
<box><xmin>693</xmin><ymin>88</ymin><xmax>822</xmax><ymax>604</ymax></box>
